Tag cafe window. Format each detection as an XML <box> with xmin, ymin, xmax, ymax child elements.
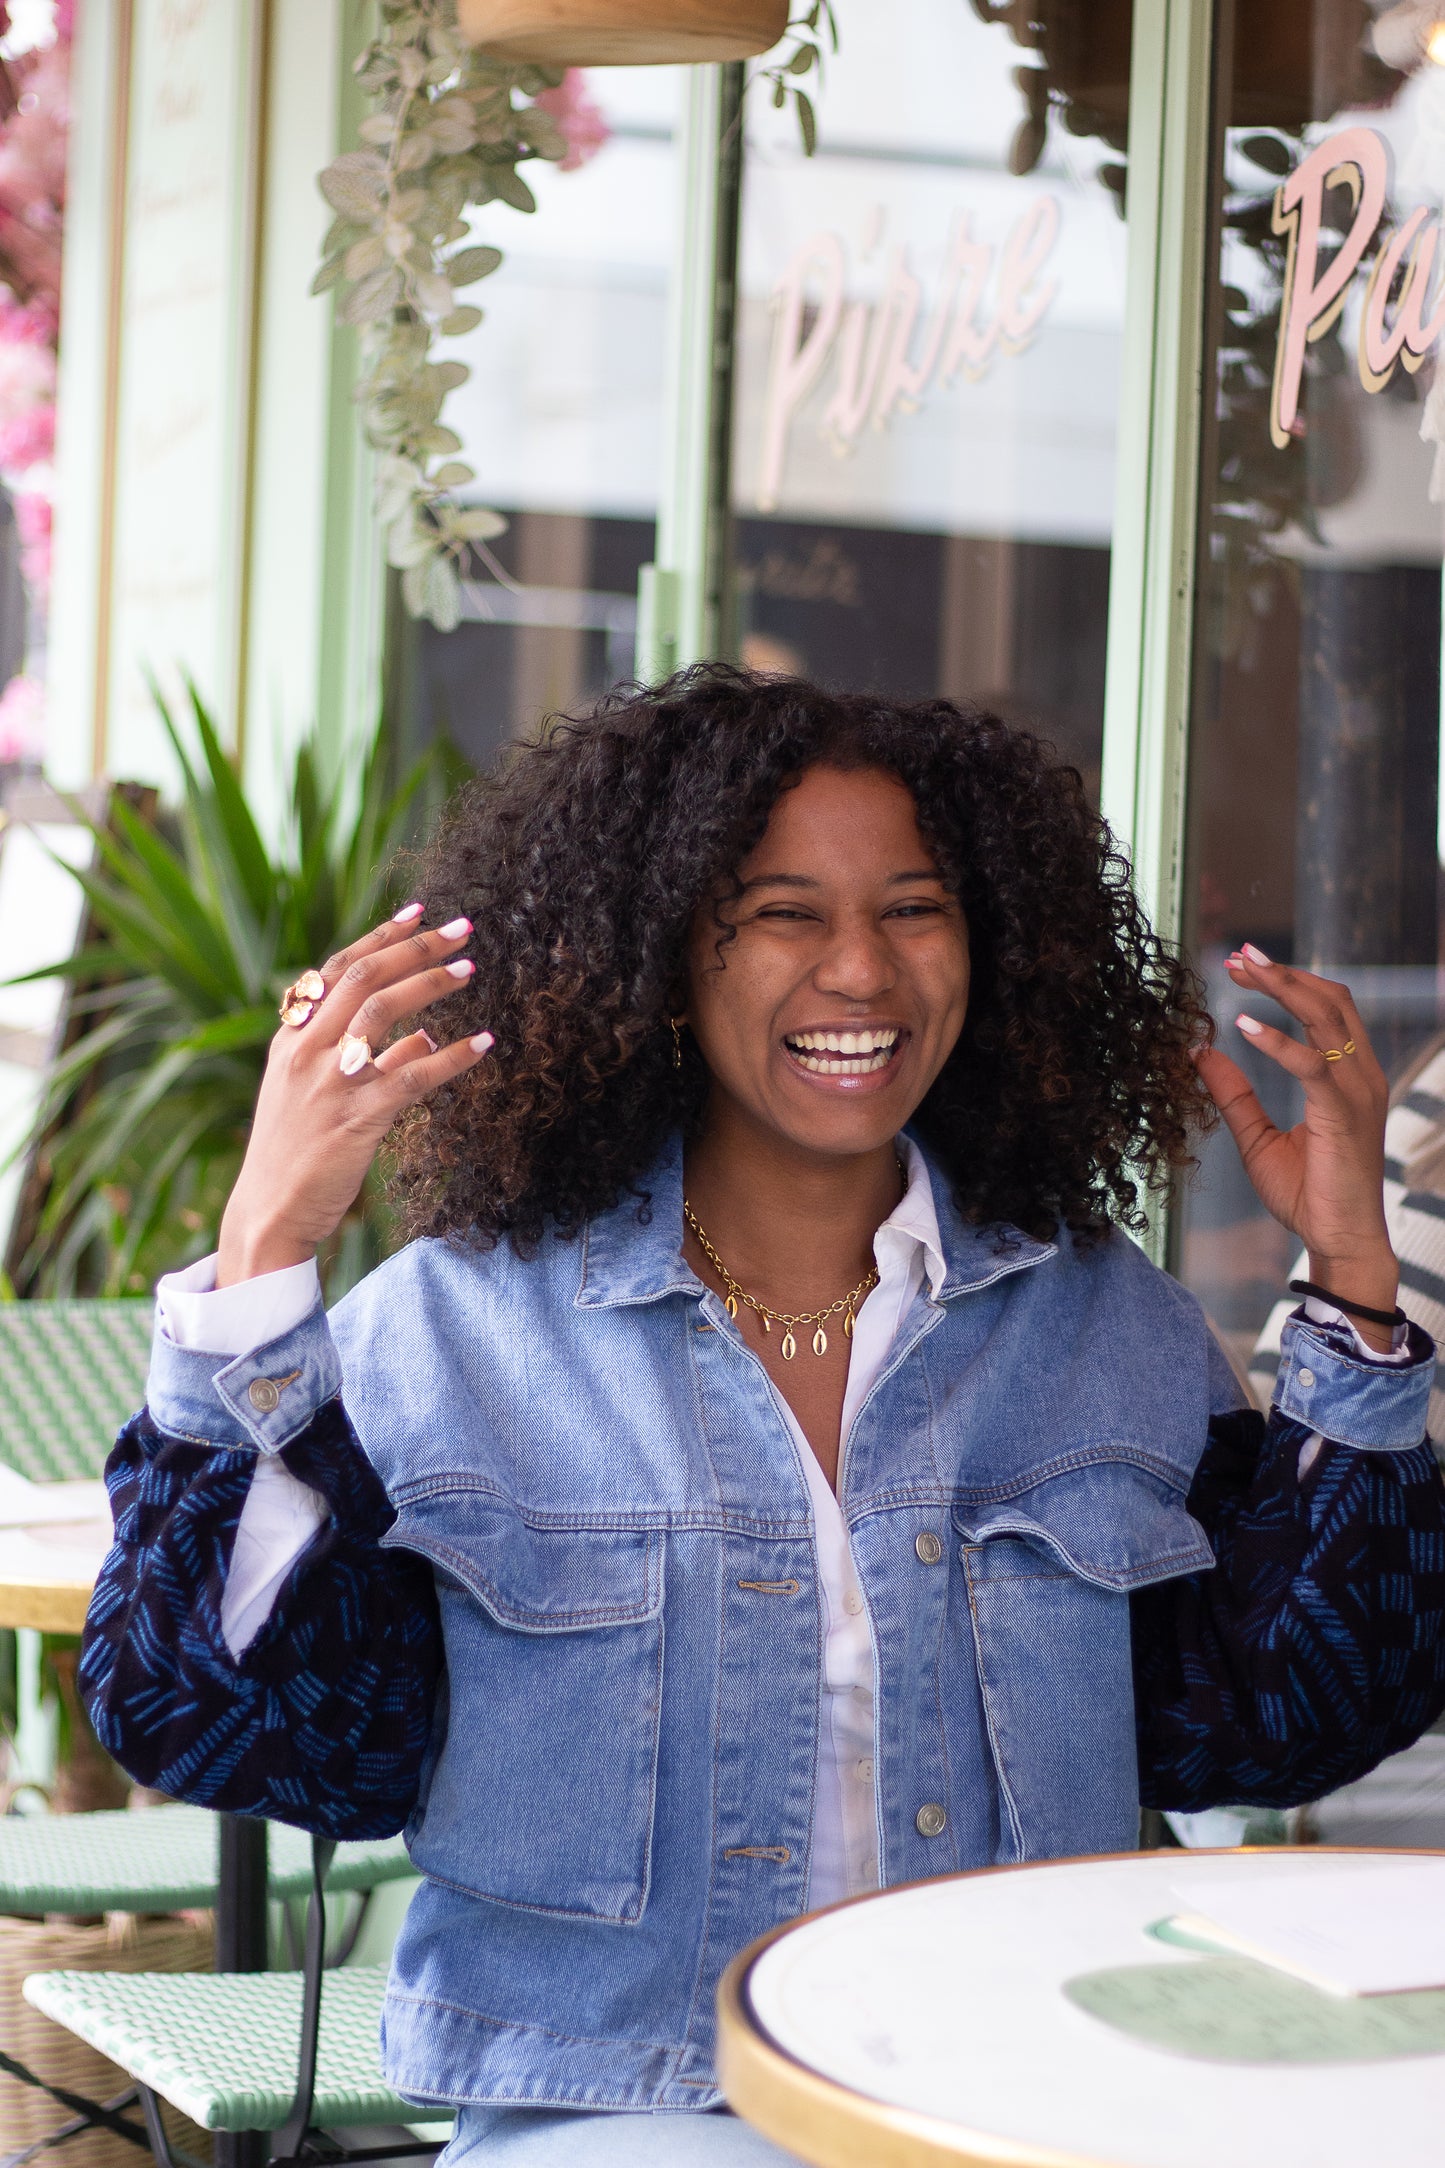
<box><xmin>394</xmin><ymin>65</ymin><xmax>681</xmax><ymax>770</ymax></box>
<box><xmin>729</xmin><ymin>0</ymin><xmax>1134</xmax><ymax>801</ymax></box>
<box><xmin>1177</xmin><ymin>1</ymin><xmax>1445</xmax><ymax>1390</ymax></box>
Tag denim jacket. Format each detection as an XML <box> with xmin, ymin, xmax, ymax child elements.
<box><xmin>80</xmin><ymin>1136</ymin><xmax>1445</xmax><ymax>2112</ymax></box>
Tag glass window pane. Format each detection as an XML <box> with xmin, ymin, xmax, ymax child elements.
<box><xmin>1180</xmin><ymin>12</ymin><xmax>1445</xmax><ymax>1389</ymax></box>
<box><xmin>396</xmin><ymin>68</ymin><xmax>681</xmax><ymax>768</ymax></box>
<box><xmin>729</xmin><ymin>0</ymin><xmax>1133</xmax><ymax>799</ymax></box>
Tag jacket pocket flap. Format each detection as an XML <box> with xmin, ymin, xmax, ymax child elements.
<box><xmin>383</xmin><ymin>1491</ymin><xmax>664</xmax><ymax>1631</ymax></box>
<box><xmin>952</xmin><ymin>1460</ymin><xmax>1213</xmax><ymax>1591</ymax></box>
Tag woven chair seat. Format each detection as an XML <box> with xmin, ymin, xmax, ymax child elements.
<box><xmin>22</xmin><ymin>1962</ymin><xmax>408</xmax><ymax>2131</ymax></box>
<box><xmin>0</xmin><ymin>1804</ymin><xmax>413</xmax><ymax>1916</ymax></box>
<box><xmin>0</xmin><ymin>1302</ymin><xmax>154</xmax><ymax>1482</ymax></box>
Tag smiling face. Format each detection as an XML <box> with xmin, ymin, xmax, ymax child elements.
<box><xmin>683</xmin><ymin>763</ymin><xmax>970</xmax><ymax>1163</ymax></box>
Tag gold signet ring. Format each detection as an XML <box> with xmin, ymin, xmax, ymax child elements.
<box><xmin>1321</xmin><ymin>1040</ymin><xmax>1357</xmax><ymax>1062</ymax></box>
<box><xmin>280</xmin><ymin>969</ymin><xmax>326</xmax><ymax>1028</ymax></box>
<box><xmin>338</xmin><ymin>1030</ymin><xmax>375</xmax><ymax>1076</ymax></box>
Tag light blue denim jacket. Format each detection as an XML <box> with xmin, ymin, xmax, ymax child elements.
<box><xmin>141</xmin><ymin>1136</ymin><xmax>1434</xmax><ymax>2111</ymax></box>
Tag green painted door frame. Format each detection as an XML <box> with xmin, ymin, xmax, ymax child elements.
<box><xmin>636</xmin><ymin>61</ymin><xmax>744</xmax><ymax>683</ymax></box>
<box><xmin>1099</xmin><ymin>0</ymin><xmax>1219</xmax><ymax>954</ymax></box>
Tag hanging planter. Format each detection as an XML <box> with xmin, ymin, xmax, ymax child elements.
<box><xmin>456</xmin><ymin>0</ymin><xmax>788</xmax><ymax>65</ymax></box>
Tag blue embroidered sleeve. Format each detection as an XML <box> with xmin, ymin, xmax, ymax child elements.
<box><xmin>1132</xmin><ymin>1404</ymin><xmax>1445</xmax><ymax>1810</ymax></box>
<box><xmin>78</xmin><ymin>1400</ymin><xmax>440</xmax><ymax>1838</ymax></box>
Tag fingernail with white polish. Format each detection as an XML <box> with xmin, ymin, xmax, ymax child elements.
<box><xmin>392</xmin><ymin>901</ymin><xmax>424</xmax><ymax>923</ymax></box>
<box><xmin>445</xmin><ymin>959</ymin><xmax>474</xmax><ymax>978</ymax></box>
<box><xmin>471</xmin><ymin>1031</ymin><xmax>495</xmax><ymax>1054</ymax></box>
<box><xmin>1237</xmin><ymin>1014</ymin><xmax>1264</xmax><ymax>1036</ymax></box>
<box><xmin>1242</xmin><ymin>942</ymin><xmax>1272</xmax><ymax>965</ymax></box>
<box><xmin>440</xmin><ymin>917</ymin><xmax>471</xmax><ymax>939</ymax></box>
<box><xmin>419</xmin><ymin>1029</ymin><xmax>438</xmax><ymax>1054</ymax></box>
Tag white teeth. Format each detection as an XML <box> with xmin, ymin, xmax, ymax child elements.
<box><xmin>786</xmin><ymin>1027</ymin><xmax>900</xmax><ymax>1056</ymax></box>
<box><xmin>790</xmin><ymin>1047</ymin><xmax>895</xmax><ymax>1076</ymax></box>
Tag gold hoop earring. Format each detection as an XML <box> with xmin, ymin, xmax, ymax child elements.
<box><xmin>669</xmin><ymin>1015</ymin><xmax>684</xmax><ymax>1070</ymax></box>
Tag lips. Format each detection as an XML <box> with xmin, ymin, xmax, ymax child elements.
<box><xmin>782</xmin><ymin>1026</ymin><xmax>903</xmax><ymax>1077</ymax></box>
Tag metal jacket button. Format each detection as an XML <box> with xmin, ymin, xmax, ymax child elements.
<box><xmin>248</xmin><ymin>1378</ymin><xmax>281</xmax><ymax>1413</ymax></box>
<box><xmin>915</xmin><ymin>1802</ymin><xmax>947</xmax><ymax>1838</ymax></box>
<box><xmin>914</xmin><ymin>1531</ymin><xmax>942</xmax><ymax>1565</ymax></box>
<box><xmin>1297</xmin><ymin>1366</ymin><xmax>1315</xmax><ymax>1389</ymax></box>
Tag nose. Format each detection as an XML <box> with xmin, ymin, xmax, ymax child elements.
<box><xmin>813</xmin><ymin>915</ymin><xmax>897</xmax><ymax>1004</ymax></box>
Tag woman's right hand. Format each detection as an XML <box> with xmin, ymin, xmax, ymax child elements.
<box><xmin>215</xmin><ymin>904</ymin><xmax>493</xmax><ymax>1286</ymax></box>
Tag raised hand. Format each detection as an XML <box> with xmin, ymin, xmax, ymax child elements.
<box><xmin>1192</xmin><ymin>944</ymin><xmax>1399</xmax><ymax>1350</ymax></box>
<box><xmin>215</xmin><ymin>903</ymin><xmax>492</xmax><ymax>1287</ymax></box>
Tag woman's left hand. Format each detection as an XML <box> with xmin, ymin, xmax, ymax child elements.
<box><xmin>1192</xmin><ymin>944</ymin><xmax>1399</xmax><ymax>1349</ymax></box>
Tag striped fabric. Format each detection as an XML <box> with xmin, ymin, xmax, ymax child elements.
<box><xmin>1249</xmin><ymin>1040</ymin><xmax>1445</xmax><ymax>1446</ymax></box>
<box><xmin>0</xmin><ymin>1301</ymin><xmax>152</xmax><ymax>1481</ymax></box>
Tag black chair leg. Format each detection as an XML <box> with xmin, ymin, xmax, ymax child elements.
<box><xmin>0</xmin><ymin>2049</ymin><xmax>150</xmax><ymax>2164</ymax></box>
<box><xmin>136</xmin><ymin>2084</ymin><xmax>209</xmax><ymax>2168</ymax></box>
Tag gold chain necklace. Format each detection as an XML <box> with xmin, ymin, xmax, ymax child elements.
<box><xmin>682</xmin><ymin>1201</ymin><xmax>881</xmax><ymax>1360</ymax></box>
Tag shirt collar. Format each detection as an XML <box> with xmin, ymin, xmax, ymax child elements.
<box><xmin>576</xmin><ymin>1129</ymin><xmax>1055</xmax><ymax>1309</ymax></box>
<box><xmin>877</xmin><ymin>1133</ymin><xmax>948</xmax><ymax>1299</ymax></box>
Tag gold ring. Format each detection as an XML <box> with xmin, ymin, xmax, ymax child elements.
<box><xmin>338</xmin><ymin>1030</ymin><xmax>375</xmax><ymax>1076</ymax></box>
<box><xmin>279</xmin><ymin>969</ymin><xmax>325</xmax><ymax>1028</ymax></box>
<box><xmin>1320</xmin><ymin>1040</ymin><xmax>1357</xmax><ymax>1062</ymax></box>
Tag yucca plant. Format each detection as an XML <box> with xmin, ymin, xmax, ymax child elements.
<box><xmin>9</xmin><ymin>688</ymin><xmax>464</xmax><ymax>1298</ymax></box>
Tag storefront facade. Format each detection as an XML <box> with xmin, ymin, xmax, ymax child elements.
<box><xmin>49</xmin><ymin>0</ymin><xmax>1445</xmax><ymax>1375</ymax></box>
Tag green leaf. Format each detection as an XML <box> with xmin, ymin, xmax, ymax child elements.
<box><xmin>446</xmin><ymin>244</ymin><xmax>503</xmax><ymax>286</ymax></box>
<box><xmin>490</xmin><ymin>166</ymin><xmax>537</xmax><ymax>215</ymax></box>
<box><xmin>1240</xmin><ymin>133</ymin><xmax>1292</xmax><ymax>177</ymax></box>
<box><xmin>319</xmin><ymin>149</ymin><xmax>387</xmax><ymax>219</ymax></box>
<box><xmin>796</xmin><ymin>88</ymin><xmax>817</xmax><ymax>156</ymax></box>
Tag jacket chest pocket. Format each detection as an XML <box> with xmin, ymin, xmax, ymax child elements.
<box><xmin>384</xmin><ymin>1494</ymin><xmax>665</xmax><ymax>1923</ymax></box>
<box><xmin>952</xmin><ymin>1463</ymin><xmax>1213</xmax><ymax>1861</ymax></box>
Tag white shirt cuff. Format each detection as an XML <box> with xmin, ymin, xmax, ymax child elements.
<box><xmin>1301</xmin><ymin>1293</ymin><xmax>1410</xmax><ymax>1364</ymax></box>
<box><xmin>157</xmin><ymin>1253</ymin><xmax>322</xmax><ymax>1357</ymax></box>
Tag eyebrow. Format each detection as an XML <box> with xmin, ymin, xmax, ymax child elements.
<box><xmin>738</xmin><ymin>869</ymin><xmax>944</xmax><ymax>891</ymax></box>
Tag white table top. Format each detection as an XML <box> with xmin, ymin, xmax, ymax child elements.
<box><xmin>727</xmin><ymin>1849</ymin><xmax>1445</xmax><ymax>2168</ymax></box>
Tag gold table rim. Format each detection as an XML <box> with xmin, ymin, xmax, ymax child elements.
<box><xmin>716</xmin><ymin>1845</ymin><xmax>1445</xmax><ymax>2168</ymax></box>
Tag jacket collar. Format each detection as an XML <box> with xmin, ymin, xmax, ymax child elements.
<box><xmin>575</xmin><ymin>1131</ymin><xmax>1056</xmax><ymax>1310</ymax></box>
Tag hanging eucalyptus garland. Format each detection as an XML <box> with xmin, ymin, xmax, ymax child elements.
<box><xmin>315</xmin><ymin>1</ymin><xmax>832</xmax><ymax>632</ymax></box>
<box><xmin>313</xmin><ymin>2</ymin><xmax>568</xmax><ymax>631</ymax></box>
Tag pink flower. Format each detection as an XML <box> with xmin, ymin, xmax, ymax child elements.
<box><xmin>534</xmin><ymin>69</ymin><xmax>610</xmax><ymax>174</ymax></box>
<box><xmin>0</xmin><ymin>671</ymin><xmax>44</xmax><ymax>763</ymax></box>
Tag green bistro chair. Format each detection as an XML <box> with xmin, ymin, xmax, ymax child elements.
<box><xmin>0</xmin><ymin>1302</ymin><xmax>154</xmax><ymax>1484</ymax></box>
<box><xmin>0</xmin><ymin>1810</ymin><xmax>419</xmax><ymax>2166</ymax></box>
<box><xmin>22</xmin><ymin>1833</ymin><xmax>443</xmax><ymax>2168</ymax></box>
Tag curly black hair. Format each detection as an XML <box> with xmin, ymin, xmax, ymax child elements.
<box><xmin>394</xmin><ymin>666</ymin><xmax>1215</xmax><ymax>1249</ymax></box>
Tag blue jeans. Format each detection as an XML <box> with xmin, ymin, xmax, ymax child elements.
<box><xmin>438</xmin><ymin>2106</ymin><xmax>806</xmax><ymax>2163</ymax></box>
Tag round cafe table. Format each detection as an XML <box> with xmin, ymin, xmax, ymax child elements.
<box><xmin>717</xmin><ymin>1847</ymin><xmax>1445</xmax><ymax>2168</ymax></box>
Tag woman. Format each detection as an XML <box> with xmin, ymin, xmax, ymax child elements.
<box><xmin>82</xmin><ymin>670</ymin><xmax>1445</xmax><ymax>2163</ymax></box>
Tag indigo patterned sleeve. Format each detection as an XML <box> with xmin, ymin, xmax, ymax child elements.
<box><xmin>1132</xmin><ymin>1404</ymin><xmax>1445</xmax><ymax>1810</ymax></box>
<box><xmin>78</xmin><ymin>1399</ymin><xmax>441</xmax><ymax>1838</ymax></box>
